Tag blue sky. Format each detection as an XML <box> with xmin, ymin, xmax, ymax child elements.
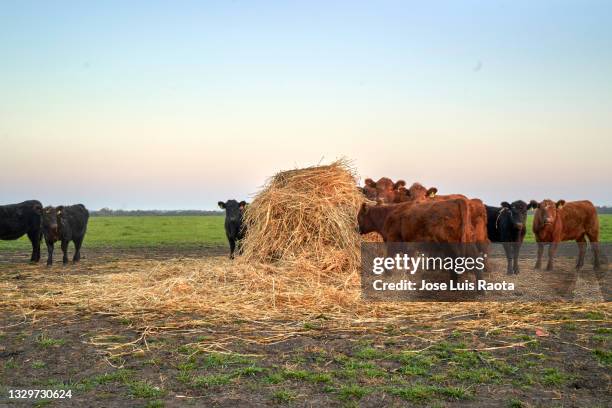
<box><xmin>1</xmin><ymin>1</ymin><xmax>611</xmax><ymax>209</ymax></box>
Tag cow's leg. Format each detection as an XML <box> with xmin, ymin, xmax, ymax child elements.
<box><xmin>502</xmin><ymin>242</ymin><xmax>513</xmax><ymax>274</ymax></box>
<box><xmin>576</xmin><ymin>236</ymin><xmax>586</xmax><ymax>270</ymax></box>
<box><xmin>512</xmin><ymin>241</ymin><xmax>522</xmax><ymax>274</ymax></box>
<box><xmin>474</xmin><ymin>261</ymin><xmax>483</xmax><ymax>286</ymax></box>
<box><xmin>61</xmin><ymin>240</ymin><xmax>69</xmax><ymax>264</ymax></box>
<box><xmin>228</xmin><ymin>238</ymin><xmax>236</xmax><ymax>259</ymax></box>
<box><xmin>535</xmin><ymin>242</ymin><xmax>544</xmax><ymax>270</ymax></box>
<box><xmin>235</xmin><ymin>238</ymin><xmax>244</xmax><ymax>256</ymax></box>
<box><xmin>73</xmin><ymin>236</ymin><xmax>83</xmax><ymax>262</ymax></box>
<box><xmin>482</xmin><ymin>243</ymin><xmax>490</xmax><ymax>273</ymax></box>
<box><xmin>27</xmin><ymin>230</ymin><xmax>41</xmax><ymax>263</ymax></box>
<box><xmin>592</xmin><ymin>242</ymin><xmax>601</xmax><ymax>271</ymax></box>
<box><xmin>586</xmin><ymin>232</ymin><xmax>601</xmax><ymax>271</ymax></box>
<box><xmin>36</xmin><ymin>232</ymin><xmax>42</xmax><ymax>262</ymax></box>
<box><xmin>474</xmin><ymin>242</ymin><xmax>489</xmax><ymax>272</ymax></box>
<box><xmin>546</xmin><ymin>242</ymin><xmax>558</xmax><ymax>271</ymax></box>
<box><xmin>45</xmin><ymin>238</ymin><xmax>54</xmax><ymax>266</ymax></box>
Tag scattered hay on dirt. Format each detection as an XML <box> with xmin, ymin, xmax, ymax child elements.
<box><xmin>239</xmin><ymin>158</ymin><xmax>363</xmax><ymax>272</ymax></box>
<box><xmin>2</xmin><ymin>256</ymin><xmax>610</xmax><ymax>357</ymax></box>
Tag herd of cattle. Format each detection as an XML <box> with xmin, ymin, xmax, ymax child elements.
<box><xmin>0</xmin><ymin>201</ymin><xmax>89</xmax><ymax>265</ymax></box>
<box><xmin>357</xmin><ymin>177</ymin><xmax>602</xmax><ymax>273</ymax></box>
<box><xmin>1</xmin><ymin>179</ymin><xmax>603</xmax><ymax>274</ymax></box>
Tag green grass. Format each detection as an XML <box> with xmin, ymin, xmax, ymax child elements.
<box><xmin>193</xmin><ymin>374</ymin><xmax>233</xmax><ymax>387</ymax></box>
<box><xmin>93</xmin><ymin>369</ymin><xmax>134</xmax><ymax>385</ymax></box>
<box><xmin>201</xmin><ymin>352</ymin><xmax>254</xmax><ymax>368</ymax></box>
<box><xmin>386</xmin><ymin>384</ymin><xmax>471</xmax><ymax>402</ymax></box>
<box><xmin>541</xmin><ymin>368</ymin><xmax>570</xmax><ymax>386</ymax></box>
<box><xmin>592</xmin><ymin>349</ymin><xmax>612</xmax><ymax>366</ymax></box>
<box><xmin>338</xmin><ymin>384</ymin><xmax>371</xmax><ymax>401</ymax></box>
<box><xmin>281</xmin><ymin>369</ymin><xmax>333</xmax><ymax>383</ymax></box>
<box><xmin>36</xmin><ymin>333</ymin><xmax>65</xmax><ymax>348</ymax></box>
<box><xmin>31</xmin><ymin>360</ymin><xmax>46</xmax><ymax>369</ymax></box>
<box><xmin>271</xmin><ymin>389</ymin><xmax>297</xmax><ymax>403</ymax></box>
<box><xmin>1</xmin><ymin>214</ymin><xmax>610</xmax><ymax>251</ymax></box>
<box><xmin>0</xmin><ymin>215</ymin><xmax>226</xmax><ymax>250</ymax></box>
<box><xmin>128</xmin><ymin>381</ymin><xmax>166</xmax><ymax>398</ymax></box>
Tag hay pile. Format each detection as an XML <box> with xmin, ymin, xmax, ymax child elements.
<box><xmin>239</xmin><ymin>159</ymin><xmax>364</xmax><ymax>272</ymax></box>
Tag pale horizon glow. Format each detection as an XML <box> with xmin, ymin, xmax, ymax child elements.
<box><xmin>1</xmin><ymin>1</ymin><xmax>611</xmax><ymax>210</ymax></box>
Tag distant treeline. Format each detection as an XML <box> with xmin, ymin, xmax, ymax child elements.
<box><xmin>91</xmin><ymin>206</ymin><xmax>612</xmax><ymax>216</ymax></box>
<box><xmin>91</xmin><ymin>208</ymin><xmax>223</xmax><ymax>216</ymax></box>
<box><xmin>597</xmin><ymin>206</ymin><xmax>612</xmax><ymax>214</ymax></box>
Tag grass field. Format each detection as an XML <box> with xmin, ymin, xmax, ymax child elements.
<box><xmin>1</xmin><ymin>214</ymin><xmax>611</xmax><ymax>251</ymax></box>
<box><xmin>1</xmin><ymin>215</ymin><xmax>226</xmax><ymax>250</ymax></box>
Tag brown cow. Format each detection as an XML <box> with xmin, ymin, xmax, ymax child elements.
<box><xmin>357</xmin><ymin>198</ymin><xmax>487</xmax><ymax>281</ymax></box>
<box><xmin>398</xmin><ymin>182</ymin><xmax>489</xmax><ymax>270</ymax></box>
<box><xmin>361</xmin><ymin>177</ymin><xmax>406</xmax><ymax>204</ymax></box>
<box><xmin>358</xmin><ymin>199</ymin><xmax>482</xmax><ymax>281</ymax></box>
<box><xmin>399</xmin><ymin>183</ymin><xmax>488</xmax><ymax>244</ymax></box>
<box><xmin>358</xmin><ymin>200</ymin><xmax>471</xmax><ymax>243</ymax></box>
<box><xmin>533</xmin><ymin>199</ymin><xmax>601</xmax><ymax>271</ymax></box>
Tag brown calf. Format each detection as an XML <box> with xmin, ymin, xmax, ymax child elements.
<box><xmin>533</xmin><ymin>199</ymin><xmax>601</xmax><ymax>271</ymax></box>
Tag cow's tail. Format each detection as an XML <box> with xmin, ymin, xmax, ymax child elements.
<box><xmin>457</xmin><ymin>199</ymin><xmax>470</xmax><ymax>244</ymax></box>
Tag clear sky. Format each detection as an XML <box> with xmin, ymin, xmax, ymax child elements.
<box><xmin>1</xmin><ymin>1</ymin><xmax>611</xmax><ymax>210</ymax></box>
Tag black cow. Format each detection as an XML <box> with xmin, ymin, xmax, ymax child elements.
<box><xmin>486</xmin><ymin>200</ymin><xmax>537</xmax><ymax>274</ymax></box>
<box><xmin>0</xmin><ymin>200</ymin><xmax>43</xmax><ymax>262</ymax></box>
<box><xmin>218</xmin><ymin>200</ymin><xmax>247</xmax><ymax>259</ymax></box>
<box><xmin>42</xmin><ymin>204</ymin><xmax>89</xmax><ymax>266</ymax></box>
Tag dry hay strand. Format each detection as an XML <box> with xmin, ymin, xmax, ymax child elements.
<box><xmin>239</xmin><ymin>158</ymin><xmax>363</xmax><ymax>272</ymax></box>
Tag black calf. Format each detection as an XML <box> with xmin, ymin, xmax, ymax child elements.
<box><xmin>486</xmin><ymin>200</ymin><xmax>537</xmax><ymax>274</ymax></box>
<box><xmin>0</xmin><ymin>200</ymin><xmax>43</xmax><ymax>262</ymax></box>
<box><xmin>218</xmin><ymin>200</ymin><xmax>247</xmax><ymax>259</ymax></box>
<box><xmin>42</xmin><ymin>204</ymin><xmax>89</xmax><ymax>266</ymax></box>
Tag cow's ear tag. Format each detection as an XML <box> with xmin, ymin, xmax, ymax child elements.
<box><xmin>57</xmin><ymin>210</ymin><xmax>62</xmax><ymax>215</ymax></box>
<box><xmin>428</xmin><ymin>191</ymin><xmax>436</xmax><ymax>198</ymax></box>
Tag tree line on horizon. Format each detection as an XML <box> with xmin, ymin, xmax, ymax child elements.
<box><xmin>92</xmin><ymin>208</ymin><xmax>223</xmax><ymax>216</ymax></box>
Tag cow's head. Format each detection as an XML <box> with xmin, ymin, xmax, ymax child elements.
<box><xmin>42</xmin><ymin>206</ymin><xmax>60</xmax><ymax>241</ymax></box>
<box><xmin>362</xmin><ymin>178</ymin><xmax>409</xmax><ymax>203</ymax></box>
<box><xmin>406</xmin><ymin>183</ymin><xmax>437</xmax><ymax>201</ymax></box>
<box><xmin>361</xmin><ymin>180</ymin><xmax>378</xmax><ymax>201</ymax></box>
<box><xmin>534</xmin><ymin>199</ymin><xmax>565</xmax><ymax>226</ymax></box>
<box><xmin>357</xmin><ymin>203</ymin><xmax>375</xmax><ymax>234</ymax></box>
<box><xmin>375</xmin><ymin>177</ymin><xmax>394</xmax><ymax>191</ymax></box>
<box><xmin>501</xmin><ymin>200</ymin><xmax>536</xmax><ymax>230</ymax></box>
<box><xmin>395</xmin><ymin>186</ymin><xmax>410</xmax><ymax>202</ymax></box>
<box><xmin>32</xmin><ymin>202</ymin><xmax>43</xmax><ymax>216</ymax></box>
<box><xmin>393</xmin><ymin>180</ymin><xmax>406</xmax><ymax>190</ymax></box>
<box><xmin>218</xmin><ymin>200</ymin><xmax>247</xmax><ymax>220</ymax></box>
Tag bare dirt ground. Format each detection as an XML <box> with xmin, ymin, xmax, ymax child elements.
<box><xmin>0</xmin><ymin>247</ymin><xmax>610</xmax><ymax>407</ymax></box>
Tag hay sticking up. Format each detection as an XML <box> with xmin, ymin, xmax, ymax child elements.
<box><xmin>239</xmin><ymin>158</ymin><xmax>363</xmax><ymax>271</ymax></box>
